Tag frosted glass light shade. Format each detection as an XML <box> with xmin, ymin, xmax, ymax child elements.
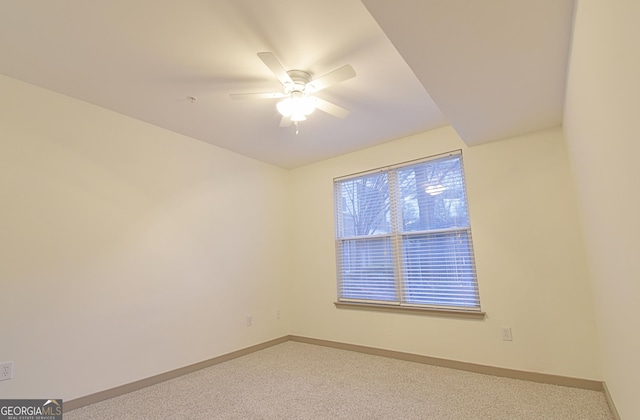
<box><xmin>277</xmin><ymin>94</ymin><xmax>317</xmax><ymax>119</ymax></box>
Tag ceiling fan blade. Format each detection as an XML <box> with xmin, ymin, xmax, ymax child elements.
<box><xmin>258</xmin><ymin>52</ymin><xmax>293</xmax><ymax>86</ymax></box>
<box><xmin>229</xmin><ymin>92</ymin><xmax>285</xmax><ymax>100</ymax></box>
<box><xmin>279</xmin><ymin>115</ymin><xmax>292</xmax><ymax>127</ymax></box>
<box><xmin>315</xmin><ymin>97</ymin><xmax>350</xmax><ymax>119</ymax></box>
<box><xmin>309</xmin><ymin>65</ymin><xmax>356</xmax><ymax>92</ymax></box>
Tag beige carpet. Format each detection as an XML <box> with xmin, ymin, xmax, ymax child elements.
<box><xmin>65</xmin><ymin>341</ymin><xmax>613</xmax><ymax>419</ymax></box>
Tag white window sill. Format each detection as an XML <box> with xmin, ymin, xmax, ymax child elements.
<box><xmin>334</xmin><ymin>301</ymin><xmax>486</xmax><ymax>319</ymax></box>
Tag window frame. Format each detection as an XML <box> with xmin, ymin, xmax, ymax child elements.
<box><xmin>333</xmin><ymin>150</ymin><xmax>483</xmax><ymax>317</ymax></box>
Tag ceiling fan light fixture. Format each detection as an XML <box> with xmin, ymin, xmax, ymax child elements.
<box><xmin>276</xmin><ymin>94</ymin><xmax>317</xmax><ymax>119</ymax></box>
<box><xmin>290</xmin><ymin>110</ymin><xmax>307</xmax><ymax>122</ymax></box>
<box><xmin>276</xmin><ymin>98</ymin><xmax>292</xmax><ymax>116</ymax></box>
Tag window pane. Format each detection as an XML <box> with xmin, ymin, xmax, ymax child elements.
<box><xmin>401</xmin><ymin>230</ymin><xmax>479</xmax><ymax>308</ymax></box>
<box><xmin>337</xmin><ymin>172</ymin><xmax>390</xmax><ymax>237</ymax></box>
<box><xmin>398</xmin><ymin>156</ymin><xmax>470</xmax><ymax>232</ymax></box>
<box><xmin>338</xmin><ymin>237</ymin><xmax>396</xmax><ymax>302</ymax></box>
<box><xmin>334</xmin><ymin>152</ymin><xmax>480</xmax><ymax>311</ymax></box>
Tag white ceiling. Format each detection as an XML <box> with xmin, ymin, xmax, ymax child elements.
<box><xmin>0</xmin><ymin>1</ymin><xmax>574</xmax><ymax>169</ymax></box>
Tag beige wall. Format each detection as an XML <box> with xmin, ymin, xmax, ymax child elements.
<box><xmin>564</xmin><ymin>0</ymin><xmax>640</xmax><ymax>417</ymax></box>
<box><xmin>0</xmin><ymin>75</ymin><xmax>291</xmax><ymax>401</ymax></box>
<box><xmin>289</xmin><ymin>126</ymin><xmax>601</xmax><ymax>380</ymax></box>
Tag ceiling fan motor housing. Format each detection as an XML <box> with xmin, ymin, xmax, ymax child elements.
<box><xmin>285</xmin><ymin>70</ymin><xmax>313</xmax><ymax>94</ymax></box>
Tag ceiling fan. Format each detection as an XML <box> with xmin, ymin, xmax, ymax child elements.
<box><xmin>230</xmin><ymin>52</ymin><xmax>356</xmax><ymax>130</ymax></box>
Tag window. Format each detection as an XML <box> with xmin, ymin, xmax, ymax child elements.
<box><xmin>334</xmin><ymin>151</ymin><xmax>480</xmax><ymax>312</ymax></box>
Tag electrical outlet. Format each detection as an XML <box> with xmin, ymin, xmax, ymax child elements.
<box><xmin>501</xmin><ymin>327</ymin><xmax>513</xmax><ymax>341</ymax></box>
<box><xmin>277</xmin><ymin>310</ymin><xmax>281</xmax><ymax>319</ymax></box>
<box><xmin>0</xmin><ymin>361</ymin><xmax>13</xmax><ymax>381</ymax></box>
<box><xmin>246</xmin><ymin>315</ymin><xmax>252</xmax><ymax>327</ymax></box>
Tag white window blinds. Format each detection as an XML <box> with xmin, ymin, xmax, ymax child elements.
<box><xmin>334</xmin><ymin>151</ymin><xmax>480</xmax><ymax>311</ymax></box>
